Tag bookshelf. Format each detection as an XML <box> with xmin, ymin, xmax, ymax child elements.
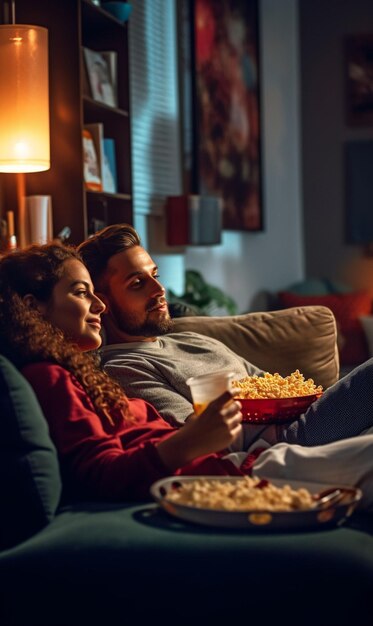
<box><xmin>0</xmin><ymin>0</ymin><xmax>133</xmax><ymax>245</ymax></box>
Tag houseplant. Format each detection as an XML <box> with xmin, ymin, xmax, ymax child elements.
<box><xmin>168</xmin><ymin>269</ymin><xmax>238</xmax><ymax>317</ymax></box>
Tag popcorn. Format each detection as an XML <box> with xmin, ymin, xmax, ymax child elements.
<box><xmin>167</xmin><ymin>476</ymin><xmax>314</xmax><ymax>512</ymax></box>
<box><xmin>233</xmin><ymin>370</ymin><xmax>323</xmax><ymax>399</ymax></box>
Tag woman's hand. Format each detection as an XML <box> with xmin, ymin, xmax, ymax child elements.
<box><xmin>156</xmin><ymin>391</ymin><xmax>242</xmax><ymax>471</ymax></box>
<box><xmin>186</xmin><ymin>391</ymin><xmax>242</xmax><ymax>453</ymax></box>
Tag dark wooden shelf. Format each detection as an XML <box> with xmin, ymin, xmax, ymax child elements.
<box><xmin>86</xmin><ymin>190</ymin><xmax>132</xmax><ymax>201</ymax></box>
<box><xmin>83</xmin><ymin>96</ymin><xmax>129</xmax><ymax>118</ymax></box>
<box><xmin>2</xmin><ymin>0</ymin><xmax>133</xmax><ymax>245</ymax></box>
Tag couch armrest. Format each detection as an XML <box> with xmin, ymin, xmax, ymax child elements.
<box><xmin>172</xmin><ymin>306</ymin><xmax>339</xmax><ymax>389</ymax></box>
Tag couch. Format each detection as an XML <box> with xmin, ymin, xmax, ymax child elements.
<box><xmin>0</xmin><ymin>305</ymin><xmax>372</xmax><ymax>626</ymax></box>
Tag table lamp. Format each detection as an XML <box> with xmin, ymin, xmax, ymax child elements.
<box><xmin>0</xmin><ymin>0</ymin><xmax>50</xmax><ymax>248</ymax></box>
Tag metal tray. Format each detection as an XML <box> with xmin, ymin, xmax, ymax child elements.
<box><xmin>151</xmin><ymin>475</ymin><xmax>362</xmax><ymax>531</ymax></box>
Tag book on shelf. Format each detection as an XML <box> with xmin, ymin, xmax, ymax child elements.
<box><xmin>102</xmin><ymin>138</ymin><xmax>118</xmax><ymax>193</ymax></box>
<box><xmin>83</xmin><ymin>47</ymin><xmax>118</xmax><ymax>107</ymax></box>
<box><xmin>83</xmin><ymin>124</ymin><xmax>104</xmax><ymax>191</ymax></box>
<box><xmin>83</xmin><ymin>124</ymin><xmax>119</xmax><ymax>194</ymax></box>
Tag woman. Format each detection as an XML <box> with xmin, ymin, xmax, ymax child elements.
<box><xmin>0</xmin><ymin>243</ymin><xmax>252</xmax><ymax>502</ymax></box>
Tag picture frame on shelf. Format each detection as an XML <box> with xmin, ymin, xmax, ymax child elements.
<box><xmin>102</xmin><ymin>138</ymin><xmax>118</xmax><ymax>193</ymax></box>
<box><xmin>101</xmin><ymin>51</ymin><xmax>118</xmax><ymax>101</ymax></box>
<box><xmin>345</xmin><ymin>34</ymin><xmax>373</xmax><ymax>127</ymax></box>
<box><xmin>83</xmin><ymin>47</ymin><xmax>118</xmax><ymax>107</ymax></box>
<box><xmin>89</xmin><ymin>217</ymin><xmax>107</xmax><ymax>235</ymax></box>
<box><xmin>81</xmin><ymin>49</ymin><xmax>91</xmax><ymax>98</ymax></box>
<box><xmin>82</xmin><ymin>126</ymin><xmax>103</xmax><ymax>192</ymax></box>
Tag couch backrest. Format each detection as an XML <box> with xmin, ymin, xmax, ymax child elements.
<box><xmin>0</xmin><ymin>355</ymin><xmax>62</xmax><ymax>550</ymax></box>
<box><xmin>172</xmin><ymin>306</ymin><xmax>339</xmax><ymax>390</ymax></box>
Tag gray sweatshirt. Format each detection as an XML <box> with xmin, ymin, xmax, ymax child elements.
<box><xmin>101</xmin><ymin>331</ymin><xmax>262</xmax><ymax>425</ymax></box>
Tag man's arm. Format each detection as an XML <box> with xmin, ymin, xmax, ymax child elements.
<box><xmin>101</xmin><ymin>332</ymin><xmax>263</xmax><ymax>426</ymax></box>
<box><xmin>104</xmin><ymin>360</ymin><xmax>194</xmax><ymax>425</ymax></box>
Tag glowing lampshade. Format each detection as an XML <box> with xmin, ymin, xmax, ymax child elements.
<box><xmin>0</xmin><ymin>24</ymin><xmax>50</xmax><ymax>173</ymax></box>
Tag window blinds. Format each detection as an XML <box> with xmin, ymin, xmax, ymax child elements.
<box><xmin>129</xmin><ymin>0</ymin><xmax>182</xmax><ymax>216</ymax></box>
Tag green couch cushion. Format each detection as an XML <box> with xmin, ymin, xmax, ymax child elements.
<box><xmin>0</xmin><ymin>502</ymin><xmax>372</xmax><ymax>625</ymax></box>
<box><xmin>0</xmin><ymin>355</ymin><xmax>62</xmax><ymax>549</ymax></box>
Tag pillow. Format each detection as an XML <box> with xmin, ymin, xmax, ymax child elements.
<box><xmin>172</xmin><ymin>306</ymin><xmax>339</xmax><ymax>390</ymax></box>
<box><xmin>277</xmin><ymin>291</ymin><xmax>372</xmax><ymax>366</ymax></box>
<box><xmin>0</xmin><ymin>355</ymin><xmax>62</xmax><ymax>550</ymax></box>
<box><xmin>283</xmin><ymin>278</ymin><xmax>352</xmax><ymax>296</ymax></box>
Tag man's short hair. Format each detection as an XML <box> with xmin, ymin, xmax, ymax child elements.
<box><xmin>77</xmin><ymin>223</ymin><xmax>141</xmax><ymax>285</ymax></box>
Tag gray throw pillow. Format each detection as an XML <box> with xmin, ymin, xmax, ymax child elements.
<box><xmin>0</xmin><ymin>355</ymin><xmax>62</xmax><ymax>550</ymax></box>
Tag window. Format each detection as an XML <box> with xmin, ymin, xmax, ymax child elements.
<box><xmin>129</xmin><ymin>0</ymin><xmax>182</xmax><ymax>216</ymax></box>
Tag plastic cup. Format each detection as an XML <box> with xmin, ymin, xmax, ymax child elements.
<box><xmin>186</xmin><ymin>371</ymin><xmax>235</xmax><ymax>415</ymax></box>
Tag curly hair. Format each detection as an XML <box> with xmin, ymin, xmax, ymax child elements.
<box><xmin>0</xmin><ymin>243</ymin><xmax>130</xmax><ymax>428</ymax></box>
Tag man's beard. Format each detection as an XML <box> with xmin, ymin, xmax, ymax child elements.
<box><xmin>109</xmin><ymin>297</ymin><xmax>174</xmax><ymax>337</ymax></box>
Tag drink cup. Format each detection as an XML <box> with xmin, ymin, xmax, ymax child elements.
<box><xmin>186</xmin><ymin>371</ymin><xmax>236</xmax><ymax>415</ymax></box>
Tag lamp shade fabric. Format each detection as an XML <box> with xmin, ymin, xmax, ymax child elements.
<box><xmin>0</xmin><ymin>24</ymin><xmax>50</xmax><ymax>173</ymax></box>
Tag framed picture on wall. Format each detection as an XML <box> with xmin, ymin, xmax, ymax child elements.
<box><xmin>180</xmin><ymin>0</ymin><xmax>263</xmax><ymax>231</ymax></box>
<box><xmin>345</xmin><ymin>34</ymin><xmax>373</xmax><ymax>126</ymax></box>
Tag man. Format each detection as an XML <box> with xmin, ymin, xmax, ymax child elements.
<box><xmin>77</xmin><ymin>224</ymin><xmax>262</xmax><ymax>426</ymax></box>
<box><xmin>78</xmin><ymin>223</ymin><xmax>373</xmax><ymax>449</ymax></box>
<box><xmin>77</xmin><ymin>224</ymin><xmax>373</xmax><ymax>509</ymax></box>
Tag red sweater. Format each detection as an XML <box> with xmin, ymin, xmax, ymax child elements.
<box><xmin>22</xmin><ymin>363</ymin><xmax>248</xmax><ymax>502</ymax></box>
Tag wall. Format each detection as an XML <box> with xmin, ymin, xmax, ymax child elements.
<box><xmin>136</xmin><ymin>0</ymin><xmax>305</xmax><ymax>314</ymax></box>
<box><xmin>185</xmin><ymin>0</ymin><xmax>304</xmax><ymax>313</ymax></box>
<box><xmin>300</xmin><ymin>0</ymin><xmax>373</xmax><ymax>294</ymax></box>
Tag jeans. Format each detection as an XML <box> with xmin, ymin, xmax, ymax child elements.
<box><xmin>284</xmin><ymin>358</ymin><xmax>373</xmax><ymax>445</ymax></box>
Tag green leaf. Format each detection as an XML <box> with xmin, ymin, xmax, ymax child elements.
<box><xmin>167</xmin><ymin>269</ymin><xmax>238</xmax><ymax>316</ymax></box>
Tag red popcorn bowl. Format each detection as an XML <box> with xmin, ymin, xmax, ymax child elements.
<box><xmin>236</xmin><ymin>393</ymin><xmax>323</xmax><ymax>424</ymax></box>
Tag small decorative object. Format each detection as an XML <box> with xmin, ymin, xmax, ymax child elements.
<box><xmin>5</xmin><ymin>210</ymin><xmax>17</xmax><ymax>251</ymax></box>
<box><xmin>55</xmin><ymin>226</ymin><xmax>71</xmax><ymax>243</ymax></box>
<box><xmin>82</xmin><ymin>129</ymin><xmax>102</xmax><ymax>192</ymax></box>
<box><xmin>83</xmin><ymin>47</ymin><xmax>117</xmax><ymax>107</ymax></box>
<box><xmin>89</xmin><ymin>217</ymin><xmax>107</xmax><ymax>235</ymax></box>
<box><xmin>345</xmin><ymin>34</ymin><xmax>373</xmax><ymax>126</ymax></box>
<box><xmin>102</xmin><ymin>138</ymin><xmax>118</xmax><ymax>193</ymax></box>
<box><xmin>102</xmin><ymin>2</ymin><xmax>132</xmax><ymax>23</ymax></box>
<box><xmin>25</xmin><ymin>196</ymin><xmax>53</xmax><ymax>245</ymax></box>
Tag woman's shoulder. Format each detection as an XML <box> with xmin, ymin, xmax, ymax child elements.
<box><xmin>21</xmin><ymin>361</ymin><xmax>89</xmax><ymax>407</ymax></box>
<box><xmin>21</xmin><ymin>361</ymin><xmax>72</xmax><ymax>386</ymax></box>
